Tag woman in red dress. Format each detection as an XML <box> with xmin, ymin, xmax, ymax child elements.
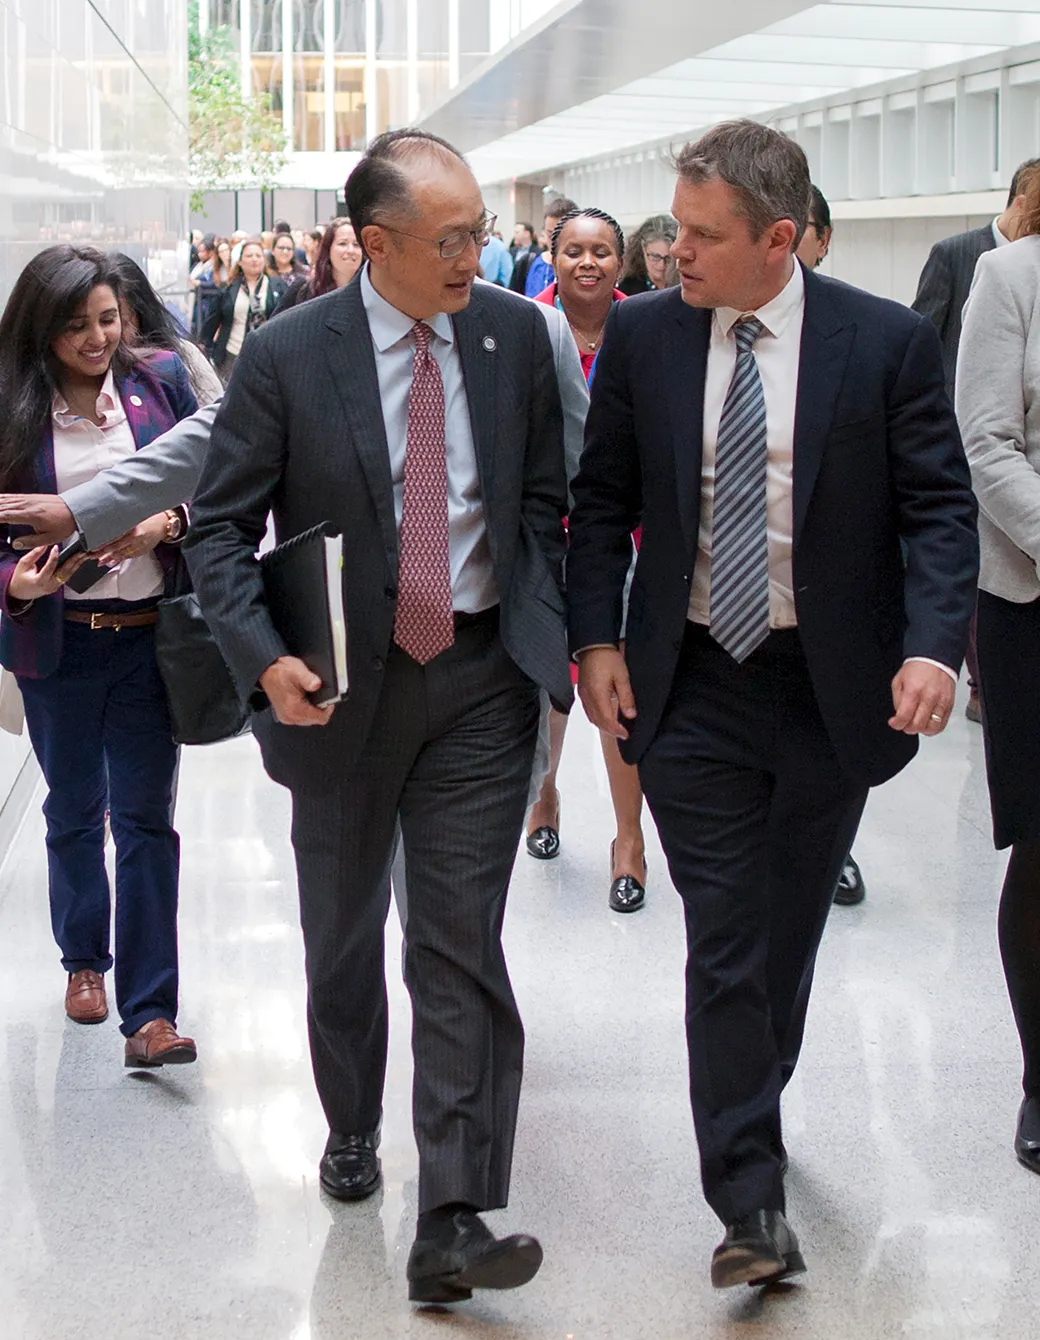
<box><xmin>525</xmin><ymin>208</ymin><xmax>648</xmax><ymax>912</ymax></box>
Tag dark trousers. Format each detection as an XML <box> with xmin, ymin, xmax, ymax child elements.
<box><xmin>19</xmin><ymin>623</ymin><xmax>180</xmax><ymax>1037</ymax></box>
<box><xmin>639</xmin><ymin>625</ymin><xmax>868</xmax><ymax>1224</ymax></box>
<box><xmin>287</xmin><ymin>615</ymin><xmax>540</xmax><ymax>1214</ymax></box>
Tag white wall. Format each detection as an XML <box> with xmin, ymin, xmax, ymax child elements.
<box><xmin>822</xmin><ymin>214</ymin><xmax>993</xmax><ymax>306</ymax></box>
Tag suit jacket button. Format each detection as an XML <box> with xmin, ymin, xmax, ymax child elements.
<box><xmin>373</xmin><ymin>657</ymin><xmax>385</xmax><ymax>671</ymax></box>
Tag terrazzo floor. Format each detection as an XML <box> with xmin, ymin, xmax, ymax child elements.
<box><xmin>0</xmin><ymin>682</ymin><xmax>1035</xmax><ymax>1339</ymax></box>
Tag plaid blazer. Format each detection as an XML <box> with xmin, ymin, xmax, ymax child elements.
<box><xmin>0</xmin><ymin>351</ymin><xmax>198</xmax><ymax>679</ymax></box>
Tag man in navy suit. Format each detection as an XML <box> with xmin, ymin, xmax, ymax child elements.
<box><xmin>567</xmin><ymin>120</ymin><xmax>978</xmax><ymax>1289</ymax></box>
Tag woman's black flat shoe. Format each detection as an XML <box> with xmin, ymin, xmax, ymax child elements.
<box><xmin>608</xmin><ymin>840</ymin><xmax>647</xmax><ymax>912</ymax></box>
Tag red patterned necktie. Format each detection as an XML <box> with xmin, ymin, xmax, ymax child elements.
<box><xmin>392</xmin><ymin>321</ymin><xmax>455</xmax><ymax>664</ymax></box>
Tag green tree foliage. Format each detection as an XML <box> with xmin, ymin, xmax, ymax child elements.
<box><xmin>188</xmin><ymin>1</ymin><xmax>287</xmax><ymax>212</ymax></box>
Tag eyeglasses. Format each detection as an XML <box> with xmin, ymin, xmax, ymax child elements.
<box><xmin>644</xmin><ymin>249</ymin><xmax>671</xmax><ymax>265</ymax></box>
<box><xmin>377</xmin><ymin>210</ymin><xmax>498</xmax><ymax>260</ymax></box>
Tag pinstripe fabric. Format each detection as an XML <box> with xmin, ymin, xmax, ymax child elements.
<box><xmin>288</xmin><ymin>619</ymin><xmax>539</xmax><ymax>1214</ymax></box>
<box><xmin>710</xmin><ymin>318</ymin><xmax>769</xmax><ymax>663</ymax></box>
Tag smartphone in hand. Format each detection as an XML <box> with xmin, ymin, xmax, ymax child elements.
<box><xmin>57</xmin><ymin>533</ymin><xmax>108</xmax><ymax>595</ymax></box>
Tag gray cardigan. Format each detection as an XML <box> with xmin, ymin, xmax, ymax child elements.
<box><xmin>957</xmin><ymin>235</ymin><xmax>1040</xmax><ymax>602</ymax></box>
<box><xmin>63</xmin><ymin>292</ymin><xmax>589</xmax><ymax>549</ymax></box>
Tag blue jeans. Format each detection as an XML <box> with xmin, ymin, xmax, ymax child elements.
<box><xmin>19</xmin><ymin>621</ymin><xmax>180</xmax><ymax>1037</ymax></box>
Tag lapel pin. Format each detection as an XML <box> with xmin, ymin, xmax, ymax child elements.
<box><xmin>482</xmin><ymin>336</ymin><xmax>496</xmax><ymax>352</ymax></box>
<box><xmin>129</xmin><ymin>394</ymin><xmax>143</xmax><ymax>406</ymax></box>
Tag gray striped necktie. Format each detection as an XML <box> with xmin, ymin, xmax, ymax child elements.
<box><xmin>709</xmin><ymin>316</ymin><xmax>770</xmax><ymax>662</ymax></box>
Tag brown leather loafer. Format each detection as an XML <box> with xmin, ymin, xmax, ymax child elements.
<box><xmin>124</xmin><ymin>1018</ymin><xmax>197</xmax><ymax>1068</ymax></box>
<box><xmin>65</xmin><ymin>969</ymin><xmax>108</xmax><ymax>1024</ymax></box>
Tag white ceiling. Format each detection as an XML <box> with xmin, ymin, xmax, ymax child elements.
<box><xmin>424</xmin><ymin>1</ymin><xmax>1040</xmax><ymax>184</ymax></box>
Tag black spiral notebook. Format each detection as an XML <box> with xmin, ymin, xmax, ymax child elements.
<box><xmin>261</xmin><ymin>522</ymin><xmax>348</xmax><ymax>706</ymax></box>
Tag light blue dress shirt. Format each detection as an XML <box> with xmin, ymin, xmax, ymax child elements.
<box><xmin>360</xmin><ymin>265</ymin><xmax>499</xmax><ymax>614</ymax></box>
<box><xmin>480</xmin><ymin>235</ymin><xmax>514</xmax><ymax>287</ymax></box>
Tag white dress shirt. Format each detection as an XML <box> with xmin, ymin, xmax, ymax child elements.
<box><xmin>52</xmin><ymin>369</ymin><xmax>163</xmax><ymax>602</ymax></box>
<box><xmin>361</xmin><ymin>265</ymin><xmax>498</xmax><ymax>613</ymax></box>
<box><xmin>688</xmin><ymin>262</ymin><xmax>803</xmax><ymax>628</ymax></box>
<box><xmin>685</xmin><ymin>260</ymin><xmax>956</xmax><ymax>682</ymax></box>
<box><xmin>992</xmin><ymin>217</ymin><xmax>1012</xmax><ymax>247</ymax></box>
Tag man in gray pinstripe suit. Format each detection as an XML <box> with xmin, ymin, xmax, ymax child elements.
<box><xmin>184</xmin><ymin>130</ymin><xmax>572</xmax><ymax>1305</ymax></box>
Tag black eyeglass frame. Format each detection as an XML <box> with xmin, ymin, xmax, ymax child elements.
<box><xmin>375</xmin><ymin>210</ymin><xmax>498</xmax><ymax>260</ymax></box>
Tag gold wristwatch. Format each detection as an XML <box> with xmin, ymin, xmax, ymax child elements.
<box><xmin>163</xmin><ymin>509</ymin><xmax>184</xmax><ymax>542</ymax></box>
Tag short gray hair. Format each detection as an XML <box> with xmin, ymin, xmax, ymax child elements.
<box><xmin>672</xmin><ymin>120</ymin><xmax>811</xmax><ymax>248</ymax></box>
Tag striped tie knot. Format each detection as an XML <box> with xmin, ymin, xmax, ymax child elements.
<box><xmin>734</xmin><ymin>317</ymin><xmax>763</xmax><ymax>353</ymax></box>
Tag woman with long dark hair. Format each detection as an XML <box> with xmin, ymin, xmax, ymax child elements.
<box><xmin>273</xmin><ymin>217</ymin><xmax>363</xmax><ymax>314</ymax></box>
<box><xmin>0</xmin><ymin>244</ymin><xmax>198</xmax><ymax>1067</ymax></box>
<box><xmin>202</xmin><ymin>237</ymin><xmax>285</xmax><ymax>384</ymax></box>
<box><xmin>269</xmin><ymin>232</ymin><xmax>309</xmax><ymax>287</ymax></box>
<box><xmin>107</xmin><ymin>252</ymin><xmax>222</xmax><ymax>405</ymax></box>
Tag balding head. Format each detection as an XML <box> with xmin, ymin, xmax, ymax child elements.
<box><xmin>345</xmin><ymin>128</ymin><xmax>488</xmax><ymax>319</ymax></box>
<box><xmin>346</xmin><ymin>129</ymin><xmax>474</xmax><ymax>244</ymax></box>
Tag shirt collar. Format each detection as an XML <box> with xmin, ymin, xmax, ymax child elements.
<box><xmin>52</xmin><ymin>366</ymin><xmax>124</xmax><ymax>428</ymax></box>
<box><xmin>993</xmin><ymin>217</ymin><xmax>1012</xmax><ymax>247</ymax></box>
<box><xmin>361</xmin><ymin>264</ymin><xmax>454</xmax><ymax>352</ymax></box>
<box><xmin>714</xmin><ymin>260</ymin><xmax>805</xmax><ymax>341</ymax></box>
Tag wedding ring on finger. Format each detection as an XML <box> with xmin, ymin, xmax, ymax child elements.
<box><xmin>929</xmin><ymin>713</ymin><xmax>944</xmax><ymax>723</ymax></box>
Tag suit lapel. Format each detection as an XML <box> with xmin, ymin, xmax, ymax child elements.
<box><xmin>323</xmin><ymin>282</ymin><xmax>399</xmax><ymax>570</ymax></box>
<box><xmin>792</xmin><ymin>268</ymin><xmax>855</xmax><ymax>548</ymax></box>
<box><xmin>34</xmin><ymin>422</ymin><xmax>58</xmax><ymax>492</ymax></box>
<box><xmin>664</xmin><ymin>297</ymin><xmax>710</xmax><ymax>564</ymax></box>
<box><xmin>452</xmin><ymin>296</ymin><xmax>498</xmax><ymax>518</ymax></box>
<box><xmin>117</xmin><ymin>367</ymin><xmax>149</xmax><ymax>449</ymax></box>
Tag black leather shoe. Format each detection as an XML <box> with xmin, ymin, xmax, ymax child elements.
<box><xmin>319</xmin><ymin>1127</ymin><xmax>382</xmax><ymax>1201</ymax></box>
<box><xmin>526</xmin><ymin>790</ymin><xmax>561</xmax><ymax>860</ymax></box>
<box><xmin>407</xmin><ymin>1209</ymin><xmax>543</xmax><ymax>1303</ymax></box>
<box><xmin>710</xmin><ymin>1210</ymin><xmax>806</xmax><ymax>1289</ymax></box>
<box><xmin>834</xmin><ymin>853</ymin><xmax>866</xmax><ymax>906</ymax></box>
<box><xmin>526</xmin><ymin>825</ymin><xmax>560</xmax><ymax>860</ymax></box>
<box><xmin>609</xmin><ymin>840</ymin><xmax>647</xmax><ymax>913</ymax></box>
<box><xmin>1015</xmin><ymin>1096</ymin><xmax>1040</xmax><ymax>1175</ymax></box>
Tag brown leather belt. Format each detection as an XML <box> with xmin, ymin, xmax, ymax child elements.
<box><xmin>64</xmin><ymin>609</ymin><xmax>159</xmax><ymax>631</ymax></box>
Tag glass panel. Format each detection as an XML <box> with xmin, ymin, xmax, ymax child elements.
<box><xmin>253</xmin><ymin>0</ymin><xmax>283</xmax><ymax>51</ymax></box>
<box><xmin>292</xmin><ymin>1</ymin><xmax>325</xmax><ymax>151</ymax></box>
<box><xmin>334</xmin><ymin>57</ymin><xmax>365</xmax><ymax>148</ymax></box>
<box><xmin>377</xmin><ymin>0</ymin><xmax>406</xmax><ymax>58</ymax></box>
<box><xmin>332</xmin><ymin>0</ymin><xmax>365</xmax><ymax>55</ymax></box>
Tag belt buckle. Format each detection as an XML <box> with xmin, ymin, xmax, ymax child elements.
<box><xmin>90</xmin><ymin>612</ymin><xmax>103</xmax><ymax>631</ymax></box>
<box><xmin>90</xmin><ymin>612</ymin><xmax>119</xmax><ymax>631</ymax></box>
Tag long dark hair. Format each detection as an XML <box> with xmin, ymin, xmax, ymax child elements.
<box><xmin>309</xmin><ymin>217</ymin><xmax>357</xmax><ymax>298</ymax></box>
<box><xmin>108</xmin><ymin>252</ymin><xmax>186</xmax><ymax>352</ymax></box>
<box><xmin>0</xmin><ymin>245</ymin><xmax>133</xmax><ymax>488</ymax></box>
<box><xmin>107</xmin><ymin>252</ymin><xmax>215</xmax><ymax>400</ymax></box>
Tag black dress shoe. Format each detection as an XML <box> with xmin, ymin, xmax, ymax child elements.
<box><xmin>1015</xmin><ymin>1096</ymin><xmax>1040</xmax><ymax>1175</ymax></box>
<box><xmin>608</xmin><ymin>840</ymin><xmax>647</xmax><ymax>913</ymax></box>
<box><xmin>710</xmin><ymin>1210</ymin><xmax>806</xmax><ymax>1289</ymax></box>
<box><xmin>407</xmin><ymin>1209</ymin><xmax>543</xmax><ymax>1304</ymax></box>
<box><xmin>833</xmin><ymin>852</ymin><xmax>866</xmax><ymax>906</ymax></box>
<box><xmin>319</xmin><ymin>1127</ymin><xmax>382</xmax><ymax>1201</ymax></box>
<box><xmin>526</xmin><ymin>790</ymin><xmax>561</xmax><ymax>860</ymax></box>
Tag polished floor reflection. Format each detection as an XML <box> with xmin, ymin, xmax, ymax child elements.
<box><xmin>0</xmin><ymin>687</ymin><xmax>1035</xmax><ymax>1339</ymax></box>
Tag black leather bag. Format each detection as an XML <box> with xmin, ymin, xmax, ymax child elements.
<box><xmin>155</xmin><ymin>592</ymin><xmax>252</xmax><ymax>746</ymax></box>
